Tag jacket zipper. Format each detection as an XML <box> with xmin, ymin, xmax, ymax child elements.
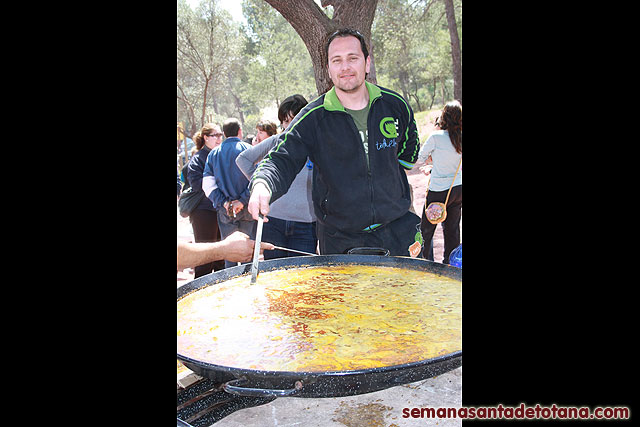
<box><xmin>366</xmin><ymin>97</ymin><xmax>379</xmax><ymax>227</ymax></box>
<box><xmin>338</xmin><ymin>110</ymin><xmax>374</xmax><ymax>228</ymax></box>
<box><xmin>340</xmin><ymin>95</ymin><xmax>380</xmax><ymax>229</ymax></box>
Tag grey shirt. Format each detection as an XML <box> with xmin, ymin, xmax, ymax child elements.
<box><xmin>236</xmin><ymin>134</ymin><xmax>316</xmax><ymax>223</ymax></box>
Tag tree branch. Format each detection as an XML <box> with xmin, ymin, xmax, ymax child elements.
<box><xmin>264</xmin><ymin>0</ymin><xmax>331</xmax><ymax>45</ymax></box>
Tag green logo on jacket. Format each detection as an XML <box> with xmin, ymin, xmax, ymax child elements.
<box><xmin>379</xmin><ymin>117</ymin><xmax>398</xmax><ymax>138</ymax></box>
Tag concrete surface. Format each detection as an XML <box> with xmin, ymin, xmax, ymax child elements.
<box><xmin>214</xmin><ymin>367</ymin><xmax>462</xmax><ymax>426</ymax></box>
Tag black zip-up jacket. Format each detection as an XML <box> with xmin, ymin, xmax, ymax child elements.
<box><xmin>252</xmin><ymin>82</ymin><xmax>419</xmax><ymax>233</ymax></box>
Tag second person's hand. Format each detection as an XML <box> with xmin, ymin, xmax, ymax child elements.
<box><xmin>248</xmin><ymin>181</ymin><xmax>271</xmax><ymax>222</ymax></box>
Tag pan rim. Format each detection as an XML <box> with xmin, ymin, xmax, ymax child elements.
<box><xmin>176</xmin><ymin>349</ymin><xmax>462</xmax><ymax>378</ymax></box>
<box><xmin>178</xmin><ymin>255</ymin><xmax>461</xmax><ymax>300</ymax></box>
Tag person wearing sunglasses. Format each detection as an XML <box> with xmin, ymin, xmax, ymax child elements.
<box><xmin>202</xmin><ymin>118</ymin><xmax>257</xmax><ymax>268</ymax></box>
<box><xmin>183</xmin><ymin>123</ymin><xmax>225</xmax><ymax>277</ymax></box>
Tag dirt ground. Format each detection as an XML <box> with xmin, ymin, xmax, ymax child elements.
<box><xmin>177</xmin><ymin>112</ymin><xmax>460</xmax><ymax>285</ymax></box>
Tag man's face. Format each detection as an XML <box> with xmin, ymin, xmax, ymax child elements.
<box><xmin>327</xmin><ymin>35</ymin><xmax>371</xmax><ymax>94</ymax></box>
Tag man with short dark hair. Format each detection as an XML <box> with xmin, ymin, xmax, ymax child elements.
<box><xmin>248</xmin><ymin>28</ymin><xmax>421</xmax><ymax>256</ymax></box>
<box><xmin>202</xmin><ymin>118</ymin><xmax>256</xmax><ymax>267</ymax></box>
<box><xmin>236</xmin><ymin>94</ymin><xmax>317</xmax><ymax>260</ymax></box>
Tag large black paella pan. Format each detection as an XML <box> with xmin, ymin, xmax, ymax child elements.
<box><xmin>177</xmin><ymin>255</ymin><xmax>462</xmax><ymax>398</ymax></box>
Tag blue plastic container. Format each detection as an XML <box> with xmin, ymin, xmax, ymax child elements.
<box><xmin>449</xmin><ymin>244</ymin><xmax>462</xmax><ymax>268</ymax></box>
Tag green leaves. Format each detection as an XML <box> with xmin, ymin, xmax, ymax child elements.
<box><xmin>177</xmin><ymin>0</ymin><xmax>461</xmax><ymax>135</ymax></box>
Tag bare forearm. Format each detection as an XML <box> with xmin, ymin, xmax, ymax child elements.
<box><xmin>177</xmin><ymin>231</ymin><xmax>274</xmax><ymax>271</ymax></box>
<box><xmin>177</xmin><ymin>241</ymin><xmax>224</xmax><ymax>271</ymax></box>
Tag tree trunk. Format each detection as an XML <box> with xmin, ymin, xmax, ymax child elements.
<box><xmin>409</xmin><ymin>93</ymin><xmax>422</xmax><ymax>112</ymax></box>
<box><xmin>443</xmin><ymin>0</ymin><xmax>462</xmax><ymax>102</ymax></box>
<box><xmin>264</xmin><ymin>0</ymin><xmax>378</xmax><ymax>96</ymax></box>
<box><xmin>410</xmin><ymin>81</ymin><xmax>422</xmax><ymax>111</ymax></box>
<box><xmin>177</xmin><ymin>84</ymin><xmax>198</xmax><ymax>136</ymax></box>
<box><xmin>428</xmin><ymin>78</ymin><xmax>436</xmax><ymax>110</ymax></box>
<box><xmin>398</xmin><ymin>70</ymin><xmax>409</xmax><ymax>102</ymax></box>
<box><xmin>201</xmin><ymin>77</ymin><xmax>210</xmax><ymax>127</ymax></box>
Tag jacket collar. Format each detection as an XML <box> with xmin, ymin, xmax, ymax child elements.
<box><xmin>222</xmin><ymin>136</ymin><xmax>241</xmax><ymax>143</ymax></box>
<box><xmin>323</xmin><ymin>81</ymin><xmax>382</xmax><ymax>112</ymax></box>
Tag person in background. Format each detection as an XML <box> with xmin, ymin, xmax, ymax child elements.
<box><xmin>236</xmin><ymin>94</ymin><xmax>317</xmax><ymax>259</ymax></box>
<box><xmin>185</xmin><ymin>123</ymin><xmax>226</xmax><ymax>277</ymax></box>
<box><xmin>248</xmin><ymin>28</ymin><xmax>420</xmax><ymax>257</ymax></box>
<box><xmin>252</xmin><ymin>120</ymin><xmax>278</xmax><ymax>146</ymax></box>
<box><xmin>202</xmin><ymin>118</ymin><xmax>256</xmax><ymax>268</ymax></box>
<box><xmin>416</xmin><ymin>100</ymin><xmax>462</xmax><ymax>264</ymax></box>
<box><xmin>177</xmin><ymin>231</ymin><xmax>274</xmax><ymax>271</ymax></box>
